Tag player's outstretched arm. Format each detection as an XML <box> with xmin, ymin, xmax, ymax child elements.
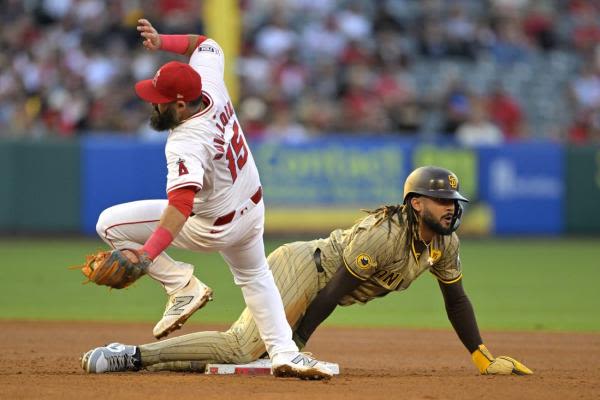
<box><xmin>294</xmin><ymin>265</ymin><xmax>363</xmax><ymax>348</ymax></box>
<box><xmin>137</xmin><ymin>19</ymin><xmax>203</xmax><ymax>57</ymax></box>
<box><xmin>438</xmin><ymin>280</ymin><xmax>533</xmax><ymax>375</ymax></box>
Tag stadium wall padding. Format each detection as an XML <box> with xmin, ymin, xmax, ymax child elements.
<box><xmin>565</xmin><ymin>146</ymin><xmax>600</xmax><ymax>233</ymax></box>
<box><xmin>0</xmin><ymin>139</ymin><xmax>80</xmax><ymax>232</ymax></box>
<box><xmin>0</xmin><ymin>138</ymin><xmax>597</xmax><ymax>235</ymax></box>
<box><xmin>0</xmin><ymin>140</ymin><xmax>18</xmax><ymax>229</ymax></box>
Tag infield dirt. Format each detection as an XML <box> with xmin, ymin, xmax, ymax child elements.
<box><xmin>1</xmin><ymin>321</ymin><xmax>598</xmax><ymax>399</ymax></box>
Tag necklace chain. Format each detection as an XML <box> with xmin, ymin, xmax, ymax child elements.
<box><xmin>420</xmin><ymin>239</ymin><xmax>434</xmax><ymax>266</ymax></box>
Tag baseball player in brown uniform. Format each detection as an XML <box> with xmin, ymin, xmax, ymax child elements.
<box><xmin>81</xmin><ymin>166</ymin><xmax>532</xmax><ymax>376</ymax></box>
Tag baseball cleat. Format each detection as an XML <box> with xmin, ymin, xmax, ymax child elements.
<box><xmin>271</xmin><ymin>352</ymin><xmax>333</xmax><ymax>380</ymax></box>
<box><xmin>81</xmin><ymin>343</ymin><xmax>140</xmax><ymax>373</ymax></box>
<box><xmin>153</xmin><ymin>276</ymin><xmax>213</xmax><ymax>339</ymax></box>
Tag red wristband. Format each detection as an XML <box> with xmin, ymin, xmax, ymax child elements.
<box><xmin>141</xmin><ymin>226</ymin><xmax>174</xmax><ymax>260</ymax></box>
<box><xmin>159</xmin><ymin>34</ymin><xmax>190</xmax><ymax>55</ymax></box>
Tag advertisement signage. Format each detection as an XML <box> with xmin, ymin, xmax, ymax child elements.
<box><xmin>478</xmin><ymin>143</ymin><xmax>564</xmax><ymax>234</ymax></box>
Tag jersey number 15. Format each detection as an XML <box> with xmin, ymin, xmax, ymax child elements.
<box><xmin>226</xmin><ymin>120</ymin><xmax>248</xmax><ymax>183</ymax></box>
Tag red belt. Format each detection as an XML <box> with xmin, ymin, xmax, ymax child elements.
<box><xmin>213</xmin><ymin>187</ymin><xmax>262</xmax><ymax>226</ymax></box>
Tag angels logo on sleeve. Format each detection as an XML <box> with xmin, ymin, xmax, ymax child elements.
<box><xmin>177</xmin><ymin>158</ymin><xmax>189</xmax><ymax>176</ymax></box>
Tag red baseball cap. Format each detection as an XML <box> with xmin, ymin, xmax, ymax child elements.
<box><xmin>135</xmin><ymin>61</ymin><xmax>202</xmax><ymax>104</ymax></box>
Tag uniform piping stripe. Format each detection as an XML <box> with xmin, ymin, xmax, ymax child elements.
<box><xmin>411</xmin><ymin>239</ymin><xmax>437</xmax><ymax>264</ymax></box>
<box><xmin>431</xmin><ymin>271</ymin><xmax>463</xmax><ymax>284</ymax></box>
<box><xmin>103</xmin><ymin>219</ymin><xmax>161</xmax><ymax>248</ymax></box>
<box><xmin>343</xmin><ymin>258</ymin><xmax>368</xmax><ymax>281</ymax></box>
<box><xmin>410</xmin><ymin>240</ymin><xmax>420</xmax><ymax>263</ymax></box>
<box><xmin>184</xmin><ymin>91</ymin><xmax>214</xmax><ymax>121</ymax></box>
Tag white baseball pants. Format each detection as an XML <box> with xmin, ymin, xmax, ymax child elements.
<box><xmin>95</xmin><ymin>199</ymin><xmax>298</xmax><ymax>357</ymax></box>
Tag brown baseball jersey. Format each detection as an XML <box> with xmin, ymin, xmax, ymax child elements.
<box><xmin>138</xmin><ymin>207</ymin><xmax>462</xmax><ymax>370</ymax></box>
<box><xmin>316</xmin><ymin>209</ymin><xmax>462</xmax><ymax>306</ymax></box>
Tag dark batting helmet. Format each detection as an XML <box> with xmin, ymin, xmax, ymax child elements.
<box><xmin>403</xmin><ymin>166</ymin><xmax>469</xmax><ymax>232</ymax></box>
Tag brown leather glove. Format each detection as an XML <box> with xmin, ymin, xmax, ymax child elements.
<box><xmin>76</xmin><ymin>248</ymin><xmax>150</xmax><ymax>289</ymax></box>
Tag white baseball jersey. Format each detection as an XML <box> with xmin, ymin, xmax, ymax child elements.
<box><xmin>164</xmin><ymin>38</ymin><xmax>261</xmax><ymax>223</ymax></box>
<box><xmin>96</xmin><ymin>37</ymin><xmax>298</xmax><ymax>358</ymax></box>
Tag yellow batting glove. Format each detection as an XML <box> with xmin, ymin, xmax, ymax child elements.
<box><xmin>471</xmin><ymin>344</ymin><xmax>533</xmax><ymax>375</ymax></box>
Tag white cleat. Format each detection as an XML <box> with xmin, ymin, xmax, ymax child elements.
<box><xmin>271</xmin><ymin>352</ymin><xmax>334</xmax><ymax>380</ymax></box>
<box><xmin>81</xmin><ymin>343</ymin><xmax>139</xmax><ymax>373</ymax></box>
<box><xmin>153</xmin><ymin>276</ymin><xmax>213</xmax><ymax>339</ymax></box>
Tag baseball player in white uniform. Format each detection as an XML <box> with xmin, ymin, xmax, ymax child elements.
<box><xmin>88</xmin><ymin>19</ymin><xmax>332</xmax><ymax>380</ymax></box>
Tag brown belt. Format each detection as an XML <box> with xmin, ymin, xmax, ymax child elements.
<box><xmin>213</xmin><ymin>186</ymin><xmax>263</xmax><ymax>226</ymax></box>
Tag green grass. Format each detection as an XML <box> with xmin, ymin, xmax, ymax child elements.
<box><xmin>0</xmin><ymin>237</ymin><xmax>598</xmax><ymax>332</ymax></box>
<box><xmin>331</xmin><ymin>238</ymin><xmax>600</xmax><ymax>331</ymax></box>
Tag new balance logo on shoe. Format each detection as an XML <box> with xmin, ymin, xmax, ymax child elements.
<box><xmin>271</xmin><ymin>351</ymin><xmax>333</xmax><ymax>380</ymax></box>
<box><xmin>153</xmin><ymin>277</ymin><xmax>214</xmax><ymax>339</ymax></box>
<box><xmin>291</xmin><ymin>354</ymin><xmax>318</xmax><ymax>367</ymax></box>
<box><xmin>165</xmin><ymin>296</ymin><xmax>194</xmax><ymax>316</ymax></box>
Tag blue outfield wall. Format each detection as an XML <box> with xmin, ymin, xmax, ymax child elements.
<box><xmin>478</xmin><ymin>142</ymin><xmax>564</xmax><ymax>234</ymax></box>
<box><xmin>78</xmin><ymin>136</ymin><xmax>579</xmax><ymax>236</ymax></box>
<box><xmin>81</xmin><ymin>136</ymin><xmax>167</xmax><ymax>235</ymax></box>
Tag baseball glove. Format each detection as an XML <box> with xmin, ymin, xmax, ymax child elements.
<box><xmin>471</xmin><ymin>344</ymin><xmax>533</xmax><ymax>375</ymax></box>
<box><xmin>75</xmin><ymin>248</ymin><xmax>151</xmax><ymax>289</ymax></box>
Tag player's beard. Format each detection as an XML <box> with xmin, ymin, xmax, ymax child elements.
<box><xmin>150</xmin><ymin>105</ymin><xmax>179</xmax><ymax>131</ymax></box>
<box><xmin>421</xmin><ymin>208</ymin><xmax>454</xmax><ymax>236</ymax></box>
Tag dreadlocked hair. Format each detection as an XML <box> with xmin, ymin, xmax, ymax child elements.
<box><xmin>363</xmin><ymin>204</ymin><xmax>404</xmax><ymax>238</ymax></box>
<box><xmin>363</xmin><ymin>196</ymin><xmax>421</xmax><ymax>245</ymax></box>
<box><xmin>403</xmin><ymin>195</ymin><xmax>421</xmax><ymax>248</ymax></box>
<box><xmin>367</xmin><ymin>204</ymin><xmax>402</xmax><ymax>227</ymax></box>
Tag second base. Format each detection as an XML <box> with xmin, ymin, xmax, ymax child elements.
<box><xmin>205</xmin><ymin>358</ymin><xmax>340</xmax><ymax>376</ymax></box>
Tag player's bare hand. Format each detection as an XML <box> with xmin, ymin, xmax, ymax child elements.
<box><xmin>137</xmin><ymin>19</ymin><xmax>161</xmax><ymax>51</ymax></box>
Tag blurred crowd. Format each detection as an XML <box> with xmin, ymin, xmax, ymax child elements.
<box><xmin>1</xmin><ymin>0</ymin><xmax>600</xmax><ymax>144</ymax></box>
<box><xmin>0</xmin><ymin>0</ymin><xmax>201</xmax><ymax>138</ymax></box>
